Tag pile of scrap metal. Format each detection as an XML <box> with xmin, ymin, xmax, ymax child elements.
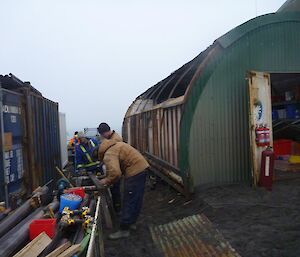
<box><xmin>0</xmin><ymin>175</ymin><xmax>107</xmax><ymax>257</ymax></box>
<box><xmin>0</xmin><ymin>185</ymin><xmax>56</xmax><ymax>256</ymax></box>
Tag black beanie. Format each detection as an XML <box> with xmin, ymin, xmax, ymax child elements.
<box><xmin>98</xmin><ymin>122</ymin><xmax>111</xmax><ymax>134</ymax></box>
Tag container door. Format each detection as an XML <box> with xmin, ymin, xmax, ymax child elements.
<box><xmin>248</xmin><ymin>71</ymin><xmax>273</xmax><ymax>185</ymax></box>
<box><xmin>59</xmin><ymin>112</ymin><xmax>68</xmax><ymax>168</ymax></box>
<box><xmin>0</xmin><ymin>90</ymin><xmax>24</xmax><ymax>204</ymax></box>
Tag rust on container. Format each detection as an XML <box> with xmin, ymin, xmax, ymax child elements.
<box><xmin>150</xmin><ymin>214</ymin><xmax>241</xmax><ymax>257</ymax></box>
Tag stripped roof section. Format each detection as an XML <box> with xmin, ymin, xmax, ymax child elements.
<box><xmin>150</xmin><ymin>214</ymin><xmax>241</xmax><ymax>257</ymax></box>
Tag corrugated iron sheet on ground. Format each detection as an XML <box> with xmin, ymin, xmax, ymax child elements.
<box><xmin>150</xmin><ymin>214</ymin><xmax>241</xmax><ymax>257</ymax></box>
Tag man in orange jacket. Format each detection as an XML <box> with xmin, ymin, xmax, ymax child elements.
<box><xmin>68</xmin><ymin>131</ymin><xmax>80</xmax><ymax>146</ymax></box>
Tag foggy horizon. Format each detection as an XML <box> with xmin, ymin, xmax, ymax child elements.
<box><xmin>0</xmin><ymin>0</ymin><xmax>285</xmax><ymax>136</ymax></box>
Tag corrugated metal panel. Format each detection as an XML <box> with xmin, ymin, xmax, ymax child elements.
<box><xmin>277</xmin><ymin>0</ymin><xmax>300</xmax><ymax>12</ymax></box>
<box><xmin>0</xmin><ymin>75</ymin><xmax>62</xmax><ymax>207</ymax></box>
<box><xmin>23</xmin><ymin>90</ymin><xmax>61</xmax><ymax>190</ymax></box>
<box><xmin>181</xmin><ymin>13</ymin><xmax>300</xmax><ymax>190</ymax></box>
<box><xmin>124</xmin><ymin>13</ymin><xmax>300</xmax><ymax>193</ymax></box>
<box><xmin>217</xmin><ymin>12</ymin><xmax>300</xmax><ymax>49</ymax></box>
<box><xmin>59</xmin><ymin>113</ymin><xmax>68</xmax><ymax>168</ymax></box>
<box><xmin>124</xmin><ymin>104</ymin><xmax>182</xmax><ymax>169</ymax></box>
<box><xmin>150</xmin><ymin>214</ymin><xmax>241</xmax><ymax>257</ymax></box>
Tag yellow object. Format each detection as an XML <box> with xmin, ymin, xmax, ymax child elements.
<box><xmin>289</xmin><ymin>155</ymin><xmax>300</xmax><ymax>164</ymax></box>
<box><xmin>49</xmin><ymin>207</ymin><xmax>55</xmax><ymax>218</ymax></box>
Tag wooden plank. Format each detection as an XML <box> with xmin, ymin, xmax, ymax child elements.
<box><xmin>45</xmin><ymin>241</ymin><xmax>71</xmax><ymax>257</ymax></box>
<box><xmin>13</xmin><ymin>232</ymin><xmax>52</xmax><ymax>257</ymax></box>
<box><xmin>101</xmin><ymin>195</ymin><xmax>113</xmax><ymax>229</ymax></box>
<box><xmin>57</xmin><ymin>244</ymin><xmax>80</xmax><ymax>257</ymax></box>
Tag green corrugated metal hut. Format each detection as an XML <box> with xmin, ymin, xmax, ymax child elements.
<box><xmin>123</xmin><ymin>1</ymin><xmax>300</xmax><ymax>194</ymax></box>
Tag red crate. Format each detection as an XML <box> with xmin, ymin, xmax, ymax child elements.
<box><xmin>273</xmin><ymin>139</ymin><xmax>293</xmax><ymax>156</ymax></box>
<box><xmin>65</xmin><ymin>187</ymin><xmax>85</xmax><ymax>199</ymax></box>
<box><xmin>29</xmin><ymin>219</ymin><xmax>56</xmax><ymax>240</ymax></box>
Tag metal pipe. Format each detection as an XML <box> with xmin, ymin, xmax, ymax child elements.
<box><xmin>0</xmin><ymin>200</ymin><xmax>58</xmax><ymax>257</ymax></box>
<box><xmin>0</xmin><ymin>185</ymin><xmax>49</xmax><ymax>238</ymax></box>
<box><xmin>0</xmin><ymin>201</ymin><xmax>59</xmax><ymax>257</ymax></box>
<box><xmin>82</xmin><ymin>185</ymin><xmax>97</xmax><ymax>192</ymax></box>
<box><xmin>0</xmin><ymin>208</ymin><xmax>11</xmax><ymax>222</ymax></box>
<box><xmin>89</xmin><ymin>199</ymin><xmax>96</xmax><ymax>216</ymax></box>
<box><xmin>86</xmin><ymin>196</ymin><xmax>101</xmax><ymax>257</ymax></box>
<box><xmin>81</xmin><ymin>194</ymin><xmax>90</xmax><ymax>208</ymax></box>
<box><xmin>73</xmin><ymin>224</ymin><xmax>85</xmax><ymax>244</ymax></box>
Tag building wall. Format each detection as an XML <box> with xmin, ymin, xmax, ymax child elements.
<box><xmin>188</xmin><ymin>19</ymin><xmax>300</xmax><ymax>187</ymax></box>
<box><xmin>123</xmin><ymin>104</ymin><xmax>182</xmax><ymax>169</ymax></box>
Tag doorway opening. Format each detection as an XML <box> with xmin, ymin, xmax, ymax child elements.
<box><xmin>271</xmin><ymin>73</ymin><xmax>300</xmax><ymax>180</ymax></box>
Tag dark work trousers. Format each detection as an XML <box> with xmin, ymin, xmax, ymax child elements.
<box><xmin>120</xmin><ymin>170</ymin><xmax>147</xmax><ymax>230</ymax></box>
<box><xmin>110</xmin><ymin>179</ymin><xmax>121</xmax><ymax>212</ymax></box>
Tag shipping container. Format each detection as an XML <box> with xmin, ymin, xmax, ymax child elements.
<box><xmin>0</xmin><ymin>74</ymin><xmax>62</xmax><ymax>206</ymax></box>
<box><xmin>0</xmin><ymin>89</ymin><xmax>25</xmax><ymax>205</ymax></box>
<box><xmin>123</xmin><ymin>2</ymin><xmax>300</xmax><ymax>194</ymax></box>
<box><xmin>59</xmin><ymin>112</ymin><xmax>68</xmax><ymax>168</ymax></box>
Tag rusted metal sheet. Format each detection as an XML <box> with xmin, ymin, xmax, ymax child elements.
<box><xmin>150</xmin><ymin>214</ymin><xmax>241</xmax><ymax>257</ymax></box>
<box><xmin>248</xmin><ymin>71</ymin><xmax>273</xmax><ymax>185</ymax></box>
<box><xmin>26</xmin><ymin>93</ymin><xmax>61</xmax><ymax>189</ymax></box>
<box><xmin>124</xmin><ymin>104</ymin><xmax>182</xmax><ymax>169</ymax></box>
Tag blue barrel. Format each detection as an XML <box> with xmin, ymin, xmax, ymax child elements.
<box><xmin>286</xmin><ymin>105</ymin><xmax>296</xmax><ymax>119</ymax></box>
<box><xmin>59</xmin><ymin>194</ymin><xmax>82</xmax><ymax>213</ymax></box>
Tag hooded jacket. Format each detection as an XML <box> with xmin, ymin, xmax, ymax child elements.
<box><xmin>109</xmin><ymin>131</ymin><xmax>123</xmax><ymax>142</ymax></box>
<box><xmin>98</xmin><ymin>140</ymin><xmax>149</xmax><ymax>185</ymax></box>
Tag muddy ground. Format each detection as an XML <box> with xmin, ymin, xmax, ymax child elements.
<box><xmin>104</xmin><ymin>178</ymin><xmax>300</xmax><ymax>257</ymax></box>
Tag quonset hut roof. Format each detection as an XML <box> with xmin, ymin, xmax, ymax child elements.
<box><xmin>125</xmin><ymin>45</ymin><xmax>214</xmax><ymax>117</ymax></box>
<box><xmin>278</xmin><ymin>0</ymin><xmax>300</xmax><ymax>12</ymax></box>
<box><xmin>126</xmin><ymin>1</ymin><xmax>300</xmax><ymax>118</ymax></box>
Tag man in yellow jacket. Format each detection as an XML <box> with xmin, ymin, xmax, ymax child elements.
<box><xmin>97</xmin><ymin>122</ymin><xmax>122</xmax><ymax>142</ymax></box>
<box><xmin>98</xmin><ymin>140</ymin><xmax>149</xmax><ymax>240</ymax></box>
<box><xmin>98</xmin><ymin>122</ymin><xmax>123</xmax><ymax>213</ymax></box>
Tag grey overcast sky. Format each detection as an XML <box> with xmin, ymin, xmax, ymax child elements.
<box><xmin>0</xmin><ymin>0</ymin><xmax>285</xmax><ymax>135</ymax></box>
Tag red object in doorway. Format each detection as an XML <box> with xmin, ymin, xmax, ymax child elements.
<box><xmin>264</xmin><ymin>126</ymin><xmax>271</xmax><ymax>146</ymax></box>
<box><xmin>29</xmin><ymin>219</ymin><xmax>56</xmax><ymax>240</ymax></box>
<box><xmin>259</xmin><ymin>147</ymin><xmax>275</xmax><ymax>191</ymax></box>
<box><xmin>255</xmin><ymin>126</ymin><xmax>265</xmax><ymax>146</ymax></box>
<box><xmin>273</xmin><ymin>139</ymin><xmax>293</xmax><ymax>156</ymax></box>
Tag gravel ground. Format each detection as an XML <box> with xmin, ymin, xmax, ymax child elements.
<box><xmin>104</xmin><ymin>178</ymin><xmax>300</xmax><ymax>257</ymax></box>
